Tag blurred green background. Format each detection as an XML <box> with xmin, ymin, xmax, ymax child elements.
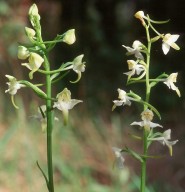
<box><xmin>0</xmin><ymin>0</ymin><xmax>185</xmax><ymax>191</ymax></box>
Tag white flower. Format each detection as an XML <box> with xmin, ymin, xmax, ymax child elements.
<box><xmin>112</xmin><ymin>147</ymin><xmax>125</xmax><ymax>169</ymax></box>
<box><xmin>162</xmin><ymin>33</ymin><xmax>180</xmax><ymax>55</ymax></box>
<box><xmin>163</xmin><ymin>73</ymin><xmax>181</xmax><ymax>97</ymax></box>
<box><xmin>22</xmin><ymin>52</ymin><xmax>44</xmax><ymax>79</ymax></box>
<box><xmin>122</xmin><ymin>40</ymin><xmax>144</xmax><ymax>60</ymax></box>
<box><xmin>5</xmin><ymin>75</ymin><xmax>24</xmax><ymax>95</ymax></box>
<box><xmin>53</xmin><ymin>88</ymin><xmax>82</xmax><ymax>125</ymax></box>
<box><xmin>124</xmin><ymin>60</ymin><xmax>145</xmax><ymax>77</ymax></box>
<box><xmin>112</xmin><ymin>89</ymin><xmax>132</xmax><ymax>110</ymax></box>
<box><xmin>18</xmin><ymin>46</ymin><xmax>30</xmax><ymax>60</ymax></box>
<box><xmin>71</xmin><ymin>54</ymin><xmax>86</xmax><ymax>83</ymax></box>
<box><xmin>63</xmin><ymin>29</ymin><xmax>76</xmax><ymax>45</ymax></box>
<box><xmin>131</xmin><ymin>109</ymin><xmax>162</xmax><ymax>129</ymax></box>
<box><xmin>148</xmin><ymin>129</ymin><xmax>178</xmax><ymax>156</ymax></box>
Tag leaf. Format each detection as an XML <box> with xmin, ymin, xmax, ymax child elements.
<box><xmin>125</xmin><ymin>147</ymin><xmax>144</xmax><ymax>163</ymax></box>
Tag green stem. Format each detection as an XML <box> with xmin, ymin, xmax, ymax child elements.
<box><xmin>140</xmin><ymin>24</ymin><xmax>151</xmax><ymax>192</ymax></box>
<box><xmin>44</xmin><ymin>55</ymin><xmax>54</xmax><ymax>192</ymax></box>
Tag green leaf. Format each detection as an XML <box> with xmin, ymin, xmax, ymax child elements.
<box><xmin>19</xmin><ymin>80</ymin><xmax>47</xmax><ymax>99</ymax></box>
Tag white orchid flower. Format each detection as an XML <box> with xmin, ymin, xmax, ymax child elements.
<box><xmin>112</xmin><ymin>89</ymin><xmax>132</xmax><ymax>111</ymax></box>
<box><xmin>53</xmin><ymin>88</ymin><xmax>82</xmax><ymax>125</ymax></box>
<box><xmin>112</xmin><ymin>147</ymin><xmax>125</xmax><ymax>169</ymax></box>
<box><xmin>71</xmin><ymin>54</ymin><xmax>85</xmax><ymax>83</ymax></box>
<box><xmin>5</xmin><ymin>75</ymin><xmax>24</xmax><ymax>109</ymax></box>
<box><xmin>131</xmin><ymin>109</ymin><xmax>162</xmax><ymax>129</ymax></box>
<box><xmin>22</xmin><ymin>52</ymin><xmax>44</xmax><ymax>79</ymax></box>
<box><xmin>63</xmin><ymin>29</ymin><xmax>76</xmax><ymax>45</ymax></box>
<box><xmin>162</xmin><ymin>33</ymin><xmax>180</xmax><ymax>55</ymax></box>
<box><xmin>122</xmin><ymin>40</ymin><xmax>144</xmax><ymax>60</ymax></box>
<box><xmin>18</xmin><ymin>46</ymin><xmax>30</xmax><ymax>60</ymax></box>
<box><xmin>124</xmin><ymin>60</ymin><xmax>146</xmax><ymax>77</ymax></box>
<box><xmin>148</xmin><ymin>129</ymin><xmax>178</xmax><ymax>156</ymax></box>
<box><xmin>163</xmin><ymin>73</ymin><xmax>181</xmax><ymax>97</ymax></box>
<box><xmin>5</xmin><ymin>75</ymin><xmax>24</xmax><ymax>95</ymax></box>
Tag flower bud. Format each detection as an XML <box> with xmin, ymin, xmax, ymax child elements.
<box><xmin>134</xmin><ymin>10</ymin><xmax>146</xmax><ymax>26</ymax></box>
<box><xmin>29</xmin><ymin>4</ymin><xmax>40</xmax><ymax>20</ymax></box>
<box><xmin>17</xmin><ymin>46</ymin><xmax>30</xmax><ymax>60</ymax></box>
<box><xmin>63</xmin><ymin>29</ymin><xmax>76</xmax><ymax>45</ymax></box>
<box><xmin>134</xmin><ymin>11</ymin><xmax>145</xmax><ymax>20</ymax></box>
<box><xmin>25</xmin><ymin>27</ymin><xmax>36</xmax><ymax>39</ymax></box>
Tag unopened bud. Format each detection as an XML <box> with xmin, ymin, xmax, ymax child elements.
<box><xmin>63</xmin><ymin>29</ymin><xmax>76</xmax><ymax>45</ymax></box>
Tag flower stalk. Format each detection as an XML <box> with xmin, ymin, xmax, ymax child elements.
<box><xmin>5</xmin><ymin>4</ymin><xmax>85</xmax><ymax>192</ymax></box>
<box><xmin>112</xmin><ymin>10</ymin><xmax>180</xmax><ymax>192</ymax></box>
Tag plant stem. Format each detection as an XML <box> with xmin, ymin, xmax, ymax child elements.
<box><xmin>140</xmin><ymin>24</ymin><xmax>151</xmax><ymax>192</ymax></box>
<box><xmin>44</xmin><ymin>55</ymin><xmax>54</xmax><ymax>192</ymax></box>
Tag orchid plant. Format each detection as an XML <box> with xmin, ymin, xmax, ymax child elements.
<box><xmin>5</xmin><ymin>4</ymin><xmax>85</xmax><ymax>192</ymax></box>
<box><xmin>112</xmin><ymin>11</ymin><xmax>180</xmax><ymax>192</ymax></box>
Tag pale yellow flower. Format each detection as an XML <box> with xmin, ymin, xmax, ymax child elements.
<box><xmin>53</xmin><ymin>88</ymin><xmax>82</xmax><ymax>125</ymax></box>
<box><xmin>22</xmin><ymin>52</ymin><xmax>44</xmax><ymax>79</ymax></box>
